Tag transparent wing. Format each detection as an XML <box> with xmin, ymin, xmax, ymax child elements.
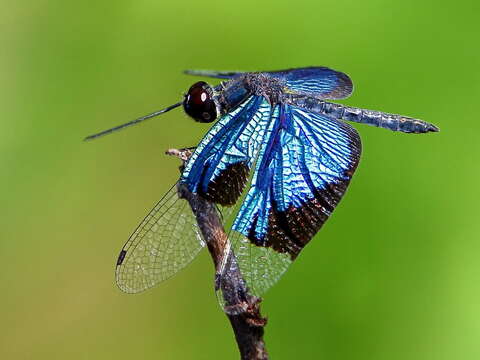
<box><xmin>115</xmin><ymin>183</ymin><xmax>205</xmax><ymax>293</ymax></box>
<box><xmin>217</xmin><ymin>230</ymin><xmax>291</xmax><ymax>308</ymax></box>
<box><xmin>266</xmin><ymin>66</ymin><xmax>353</xmax><ymax>100</ymax></box>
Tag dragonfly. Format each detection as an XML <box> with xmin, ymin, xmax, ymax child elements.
<box><xmin>86</xmin><ymin>67</ymin><xmax>439</xmax><ymax>310</ymax></box>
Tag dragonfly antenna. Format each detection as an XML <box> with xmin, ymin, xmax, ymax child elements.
<box><xmin>84</xmin><ymin>101</ymin><xmax>182</xmax><ymax>141</ymax></box>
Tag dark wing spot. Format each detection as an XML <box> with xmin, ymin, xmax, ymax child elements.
<box><xmin>200</xmin><ymin>161</ymin><xmax>250</xmax><ymax>206</ymax></box>
<box><xmin>244</xmin><ymin>113</ymin><xmax>362</xmax><ymax>260</ymax></box>
<box><xmin>248</xmin><ymin>172</ymin><xmax>356</xmax><ymax>260</ymax></box>
<box><xmin>116</xmin><ymin>250</ymin><xmax>127</xmax><ymax>266</ymax></box>
<box><xmin>324</xmin><ymin>71</ymin><xmax>353</xmax><ymax>99</ymax></box>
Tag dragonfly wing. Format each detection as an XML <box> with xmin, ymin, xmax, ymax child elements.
<box><xmin>182</xmin><ymin>95</ymin><xmax>272</xmax><ymax>206</ymax></box>
<box><xmin>185</xmin><ymin>67</ymin><xmax>352</xmax><ymax>98</ymax></box>
<box><xmin>266</xmin><ymin>67</ymin><xmax>353</xmax><ymax>100</ymax></box>
<box><xmin>115</xmin><ymin>184</ymin><xmax>205</xmax><ymax>293</ymax></box>
<box><xmin>184</xmin><ymin>69</ymin><xmax>244</xmax><ymax>79</ymax></box>
<box><xmin>220</xmin><ymin>104</ymin><xmax>362</xmax><ymax>297</ymax></box>
<box><xmin>117</xmin><ymin>95</ymin><xmax>272</xmax><ymax>295</ymax></box>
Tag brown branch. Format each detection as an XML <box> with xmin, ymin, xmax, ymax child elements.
<box><xmin>167</xmin><ymin>148</ymin><xmax>269</xmax><ymax>360</ymax></box>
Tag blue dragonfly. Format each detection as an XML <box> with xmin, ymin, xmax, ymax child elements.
<box><xmin>86</xmin><ymin>67</ymin><xmax>439</xmax><ymax>308</ymax></box>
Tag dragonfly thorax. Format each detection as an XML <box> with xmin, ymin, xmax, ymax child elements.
<box><xmin>244</xmin><ymin>73</ymin><xmax>285</xmax><ymax>104</ymax></box>
<box><xmin>183</xmin><ymin>81</ymin><xmax>218</xmax><ymax>123</ymax></box>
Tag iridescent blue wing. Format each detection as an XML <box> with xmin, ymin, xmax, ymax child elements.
<box><xmin>219</xmin><ymin>104</ymin><xmax>362</xmax><ymax>297</ymax></box>
<box><xmin>115</xmin><ymin>183</ymin><xmax>205</xmax><ymax>293</ymax></box>
<box><xmin>185</xmin><ymin>67</ymin><xmax>353</xmax><ymax>100</ymax></box>
<box><xmin>181</xmin><ymin>95</ymin><xmax>272</xmax><ymax>206</ymax></box>
<box><xmin>117</xmin><ymin>95</ymin><xmax>272</xmax><ymax>295</ymax></box>
<box><xmin>266</xmin><ymin>67</ymin><xmax>353</xmax><ymax>100</ymax></box>
<box><xmin>184</xmin><ymin>69</ymin><xmax>243</xmax><ymax>79</ymax></box>
<box><xmin>179</xmin><ymin>95</ymin><xmax>277</xmax><ymax>311</ymax></box>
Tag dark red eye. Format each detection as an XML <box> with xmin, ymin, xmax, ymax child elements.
<box><xmin>183</xmin><ymin>81</ymin><xmax>217</xmax><ymax>123</ymax></box>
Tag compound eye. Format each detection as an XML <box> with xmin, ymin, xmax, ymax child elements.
<box><xmin>183</xmin><ymin>81</ymin><xmax>217</xmax><ymax>123</ymax></box>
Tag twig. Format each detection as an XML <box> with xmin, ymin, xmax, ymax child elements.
<box><xmin>167</xmin><ymin>148</ymin><xmax>269</xmax><ymax>360</ymax></box>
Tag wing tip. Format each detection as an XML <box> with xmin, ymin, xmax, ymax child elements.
<box><xmin>116</xmin><ymin>250</ymin><xmax>127</xmax><ymax>265</ymax></box>
<box><xmin>184</xmin><ymin>69</ymin><xmax>241</xmax><ymax>79</ymax></box>
<box><xmin>184</xmin><ymin>69</ymin><xmax>197</xmax><ymax>76</ymax></box>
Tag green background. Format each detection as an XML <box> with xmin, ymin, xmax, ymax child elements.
<box><xmin>2</xmin><ymin>0</ymin><xmax>479</xmax><ymax>359</ymax></box>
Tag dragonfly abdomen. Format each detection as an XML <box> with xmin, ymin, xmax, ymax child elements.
<box><xmin>287</xmin><ymin>95</ymin><xmax>438</xmax><ymax>133</ymax></box>
<box><xmin>322</xmin><ymin>102</ymin><xmax>439</xmax><ymax>133</ymax></box>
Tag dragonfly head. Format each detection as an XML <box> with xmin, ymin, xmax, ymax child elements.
<box><xmin>183</xmin><ymin>81</ymin><xmax>218</xmax><ymax>123</ymax></box>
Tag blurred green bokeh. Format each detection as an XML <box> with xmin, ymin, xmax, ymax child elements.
<box><xmin>1</xmin><ymin>0</ymin><xmax>479</xmax><ymax>359</ymax></box>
